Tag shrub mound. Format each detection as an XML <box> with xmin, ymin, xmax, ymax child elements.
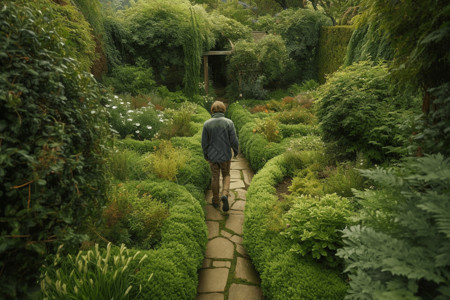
<box><xmin>244</xmin><ymin>155</ymin><xmax>348</xmax><ymax>299</ymax></box>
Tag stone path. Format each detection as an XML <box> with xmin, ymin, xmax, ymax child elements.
<box><xmin>196</xmin><ymin>156</ymin><xmax>264</xmax><ymax>300</ymax></box>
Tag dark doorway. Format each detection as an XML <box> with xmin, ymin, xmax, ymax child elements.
<box><xmin>208</xmin><ymin>55</ymin><xmax>228</xmax><ymax>88</ymax></box>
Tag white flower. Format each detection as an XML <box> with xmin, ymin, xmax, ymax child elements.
<box><xmin>127</xmin><ymin>110</ymin><xmax>134</xmax><ymax>113</ymax></box>
<box><xmin>127</xmin><ymin>118</ymin><xmax>132</xmax><ymax>122</ymax></box>
<box><xmin>135</xmin><ymin>130</ymin><xmax>140</xmax><ymax>134</ymax></box>
<box><xmin>105</xmin><ymin>104</ymin><xmax>110</xmax><ymax>108</ymax></box>
<box><xmin>112</xmin><ymin>106</ymin><xmax>117</xmax><ymax>109</ymax></box>
<box><xmin>114</xmin><ymin>95</ymin><xmax>119</xmax><ymax>99</ymax></box>
<box><xmin>91</xmin><ymin>110</ymin><xmax>96</xmax><ymax>114</ymax></box>
<box><xmin>135</xmin><ymin>123</ymin><xmax>140</xmax><ymax>126</ymax></box>
<box><xmin>147</xmin><ymin>125</ymin><xmax>152</xmax><ymax>130</ymax></box>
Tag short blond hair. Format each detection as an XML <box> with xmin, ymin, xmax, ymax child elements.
<box><xmin>211</xmin><ymin>101</ymin><xmax>226</xmax><ymax>114</ymax></box>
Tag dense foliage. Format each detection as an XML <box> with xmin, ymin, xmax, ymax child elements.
<box><xmin>316</xmin><ymin>61</ymin><xmax>418</xmax><ymax>162</ymax></box>
<box><xmin>117</xmin><ymin>0</ymin><xmax>214</xmax><ymax>91</ymax></box>
<box><xmin>317</xmin><ymin>25</ymin><xmax>354</xmax><ymax>83</ymax></box>
<box><xmin>226</xmin><ymin>35</ymin><xmax>289</xmax><ymax>99</ymax></box>
<box><xmin>243</xmin><ymin>156</ymin><xmax>348</xmax><ymax>299</ymax></box>
<box><xmin>257</xmin><ymin>8</ymin><xmax>332</xmax><ymax>82</ymax></box>
<box><xmin>337</xmin><ymin>155</ymin><xmax>450</xmax><ymax>299</ymax></box>
<box><xmin>0</xmin><ymin>1</ymin><xmax>108</xmax><ymax>297</ymax></box>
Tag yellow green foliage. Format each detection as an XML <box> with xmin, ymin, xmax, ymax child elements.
<box><xmin>143</xmin><ymin>141</ymin><xmax>189</xmax><ymax>181</ymax></box>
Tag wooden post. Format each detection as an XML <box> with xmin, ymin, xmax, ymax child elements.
<box><xmin>203</xmin><ymin>55</ymin><xmax>209</xmax><ymax>96</ymax></box>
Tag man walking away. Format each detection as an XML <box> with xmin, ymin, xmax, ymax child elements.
<box><xmin>201</xmin><ymin>101</ymin><xmax>239</xmax><ymax>212</ymax></box>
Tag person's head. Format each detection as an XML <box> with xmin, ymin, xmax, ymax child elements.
<box><xmin>210</xmin><ymin>101</ymin><xmax>226</xmax><ymax>114</ymax></box>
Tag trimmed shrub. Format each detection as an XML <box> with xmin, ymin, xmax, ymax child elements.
<box><xmin>0</xmin><ymin>1</ymin><xmax>108</xmax><ymax>296</ymax></box>
<box><xmin>316</xmin><ymin>61</ymin><xmax>409</xmax><ymax>162</ymax></box>
<box><xmin>244</xmin><ymin>156</ymin><xmax>348</xmax><ymax>299</ymax></box>
<box><xmin>318</xmin><ymin>25</ymin><xmax>354</xmax><ymax>83</ymax></box>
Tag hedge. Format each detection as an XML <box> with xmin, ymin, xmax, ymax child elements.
<box><xmin>244</xmin><ymin>155</ymin><xmax>348</xmax><ymax>299</ymax></box>
<box><xmin>100</xmin><ymin>180</ymin><xmax>208</xmax><ymax>299</ymax></box>
<box><xmin>317</xmin><ymin>26</ymin><xmax>353</xmax><ymax>83</ymax></box>
<box><xmin>227</xmin><ymin>103</ymin><xmax>318</xmax><ymax>172</ymax></box>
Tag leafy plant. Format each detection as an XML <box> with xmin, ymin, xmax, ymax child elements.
<box><xmin>282</xmin><ymin>193</ymin><xmax>354</xmax><ymax>264</ymax></box>
<box><xmin>159</xmin><ymin>103</ymin><xmax>196</xmax><ymax>138</ymax></box>
<box><xmin>0</xmin><ymin>1</ymin><xmax>109</xmax><ymax>296</ymax></box>
<box><xmin>323</xmin><ymin>161</ymin><xmax>367</xmax><ymax>197</ymax></box>
<box><xmin>254</xmin><ymin>117</ymin><xmax>282</xmax><ymax>143</ymax></box>
<box><xmin>40</xmin><ymin>243</ymin><xmax>152</xmax><ymax>300</ymax></box>
<box><xmin>276</xmin><ymin>107</ymin><xmax>316</xmax><ymax>125</ymax></box>
<box><xmin>263</xmin><ymin>8</ymin><xmax>332</xmax><ymax>82</ymax></box>
<box><xmin>143</xmin><ymin>141</ymin><xmax>189</xmax><ymax>181</ymax></box>
<box><xmin>108</xmin><ymin>148</ymin><xmax>145</xmax><ymax>181</ymax></box>
<box><xmin>316</xmin><ymin>60</ymin><xmax>413</xmax><ymax>162</ymax></box>
<box><xmin>337</xmin><ymin>154</ymin><xmax>450</xmax><ymax>299</ymax></box>
<box><xmin>106</xmin><ymin>94</ymin><xmax>161</xmax><ymax>140</ymax></box>
<box><xmin>103</xmin><ymin>61</ymin><xmax>156</xmax><ymax>95</ymax></box>
<box><xmin>127</xmin><ymin>194</ymin><xmax>169</xmax><ymax>249</ymax></box>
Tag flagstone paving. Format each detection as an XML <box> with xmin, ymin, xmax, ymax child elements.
<box><xmin>196</xmin><ymin>156</ymin><xmax>263</xmax><ymax>300</ymax></box>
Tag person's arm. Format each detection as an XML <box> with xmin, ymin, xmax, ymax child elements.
<box><xmin>201</xmin><ymin>126</ymin><xmax>209</xmax><ymax>161</ymax></box>
<box><xmin>229</xmin><ymin>122</ymin><xmax>239</xmax><ymax>157</ymax></box>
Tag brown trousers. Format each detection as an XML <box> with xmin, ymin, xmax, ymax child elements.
<box><xmin>208</xmin><ymin>161</ymin><xmax>231</xmax><ymax>205</ymax></box>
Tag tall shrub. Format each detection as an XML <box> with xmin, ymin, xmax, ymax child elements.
<box><xmin>0</xmin><ymin>1</ymin><xmax>108</xmax><ymax>297</ymax></box>
<box><xmin>260</xmin><ymin>8</ymin><xmax>332</xmax><ymax>82</ymax></box>
<box><xmin>316</xmin><ymin>61</ymin><xmax>415</xmax><ymax>162</ymax></box>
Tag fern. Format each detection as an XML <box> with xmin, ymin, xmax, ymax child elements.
<box><xmin>337</xmin><ymin>154</ymin><xmax>450</xmax><ymax>299</ymax></box>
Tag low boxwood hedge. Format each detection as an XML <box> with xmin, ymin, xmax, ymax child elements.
<box><xmin>227</xmin><ymin>103</ymin><xmax>319</xmax><ymax>172</ymax></box>
<box><xmin>244</xmin><ymin>155</ymin><xmax>348</xmax><ymax>299</ymax></box>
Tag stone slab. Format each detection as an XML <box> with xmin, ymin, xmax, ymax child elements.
<box><xmin>234</xmin><ymin>189</ymin><xmax>247</xmax><ymax>200</ymax></box>
<box><xmin>196</xmin><ymin>293</ymin><xmax>224</xmax><ymax>300</ymax></box>
<box><xmin>205</xmin><ymin>205</ymin><xmax>224</xmax><ymax>221</ymax></box>
<box><xmin>230</xmin><ymin>170</ymin><xmax>241</xmax><ymax>180</ymax></box>
<box><xmin>221</xmin><ymin>230</ymin><xmax>233</xmax><ymax>239</ymax></box>
<box><xmin>213</xmin><ymin>260</ymin><xmax>231</xmax><ymax>268</ymax></box>
<box><xmin>236</xmin><ymin>244</ymin><xmax>249</xmax><ymax>258</ymax></box>
<box><xmin>197</xmin><ymin>268</ymin><xmax>229</xmax><ymax>293</ymax></box>
<box><xmin>228</xmin><ymin>284</ymin><xmax>263</xmax><ymax>300</ymax></box>
<box><xmin>230</xmin><ymin>180</ymin><xmax>246</xmax><ymax>190</ymax></box>
<box><xmin>205</xmin><ymin>189</ymin><xmax>213</xmax><ymax>204</ymax></box>
<box><xmin>207</xmin><ymin>221</ymin><xmax>220</xmax><ymax>239</ymax></box>
<box><xmin>205</xmin><ymin>237</ymin><xmax>234</xmax><ymax>259</ymax></box>
<box><xmin>230</xmin><ymin>235</ymin><xmax>243</xmax><ymax>245</ymax></box>
<box><xmin>231</xmin><ymin>160</ymin><xmax>250</xmax><ymax>170</ymax></box>
<box><xmin>225</xmin><ymin>213</ymin><xmax>244</xmax><ymax>235</ymax></box>
<box><xmin>202</xmin><ymin>258</ymin><xmax>212</xmax><ymax>268</ymax></box>
<box><xmin>243</xmin><ymin>170</ymin><xmax>254</xmax><ymax>186</ymax></box>
<box><xmin>231</xmin><ymin>200</ymin><xmax>246</xmax><ymax>211</ymax></box>
<box><xmin>235</xmin><ymin>257</ymin><xmax>260</xmax><ymax>284</ymax></box>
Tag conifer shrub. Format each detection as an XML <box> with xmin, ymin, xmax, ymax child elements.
<box><xmin>0</xmin><ymin>1</ymin><xmax>108</xmax><ymax>296</ymax></box>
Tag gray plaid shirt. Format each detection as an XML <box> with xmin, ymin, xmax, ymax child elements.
<box><xmin>201</xmin><ymin>113</ymin><xmax>239</xmax><ymax>163</ymax></box>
